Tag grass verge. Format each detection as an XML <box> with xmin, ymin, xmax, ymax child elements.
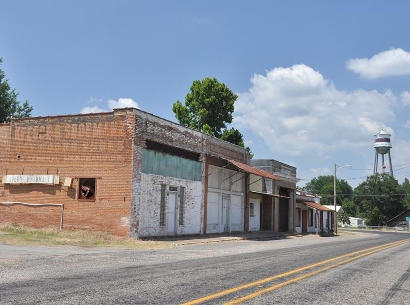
<box><xmin>0</xmin><ymin>224</ymin><xmax>173</xmax><ymax>249</ymax></box>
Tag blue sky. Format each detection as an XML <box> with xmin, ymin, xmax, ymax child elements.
<box><xmin>1</xmin><ymin>0</ymin><xmax>410</xmax><ymax>186</ymax></box>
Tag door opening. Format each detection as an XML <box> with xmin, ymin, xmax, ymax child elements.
<box><xmin>168</xmin><ymin>190</ymin><xmax>177</xmax><ymax>234</ymax></box>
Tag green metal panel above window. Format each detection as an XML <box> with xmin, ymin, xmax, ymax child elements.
<box><xmin>141</xmin><ymin>149</ymin><xmax>202</xmax><ymax>181</ymax></box>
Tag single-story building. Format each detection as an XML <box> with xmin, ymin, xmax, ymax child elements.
<box><xmin>295</xmin><ymin>191</ymin><xmax>335</xmax><ymax>234</ymax></box>
<box><xmin>342</xmin><ymin>217</ymin><xmax>366</xmax><ymax>228</ymax></box>
<box><xmin>0</xmin><ymin>108</ymin><xmax>292</xmax><ymax>238</ymax></box>
<box><xmin>248</xmin><ymin>159</ymin><xmax>298</xmax><ymax>233</ymax></box>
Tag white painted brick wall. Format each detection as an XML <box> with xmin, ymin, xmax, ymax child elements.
<box><xmin>136</xmin><ymin>173</ymin><xmax>202</xmax><ymax>237</ymax></box>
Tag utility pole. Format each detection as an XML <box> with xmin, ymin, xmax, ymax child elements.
<box><xmin>334</xmin><ymin>163</ymin><xmax>337</xmax><ymax>235</ymax></box>
<box><xmin>333</xmin><ymin>164</ymin><xmax>350</xmax><ymax>235</ymax></box>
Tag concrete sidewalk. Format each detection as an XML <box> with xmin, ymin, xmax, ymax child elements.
<box><xmin>144</xmin><ymin>231</ymin><xmax>305</xmax><ymax>246</ymax></box>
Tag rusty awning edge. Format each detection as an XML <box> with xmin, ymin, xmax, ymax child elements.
<box><xmin>305</xmin><ymin>201</ymin><xmax>332</xmax><ymax>211</ymax></box>
<box><xmin>250</xmin><ymin>190</ymin><xmax>290</xmax><ymax>199</ymax></box>
<box><xmin>227</xmin><ymin>159</ymin><xmax>280</xmax><ymax>181</ymax></box>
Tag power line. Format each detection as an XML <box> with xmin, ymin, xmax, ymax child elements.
<box><xmin>319</xmin><ymin>193</ymin><xmax>410</xmax><ymax>198</ymax></box>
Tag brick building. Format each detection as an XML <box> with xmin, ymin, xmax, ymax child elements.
<box><xmin>0</xmin><ymin>108</ymin><xmax>282</xmax><ymax>238</ymax></box>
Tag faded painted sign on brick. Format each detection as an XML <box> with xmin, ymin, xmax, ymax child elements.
<box><xmin>2</xmin><ymin>175</ymin><xmax>60</xmax><ymax>185</ymax></box>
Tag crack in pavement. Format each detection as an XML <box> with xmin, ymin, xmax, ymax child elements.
<box><xmin>378</xmin><ymin>267</ymin><xmax>410</xmax><ymax>305</ymax></box>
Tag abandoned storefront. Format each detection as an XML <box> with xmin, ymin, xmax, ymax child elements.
<box><xmin>205</xmin><ymin>159</ymin><xmax>284</xmax><ymax>234</ymax></box>
<box><xmin>249</xmin><ymin>159</ymin><xmax>297</xmax><ymax>233</ymax></box>
<box><xmin>0</xmin><ymin>108</ymin><xmax>304</xmax><ymax>238</ymax></box>
<box><xmin>295</xmin><ymin>191</ymin><xmax>334</xmax><ymax>234</ymax></box>
<box><xmin>0</xmin><ymin>108</ymin><xmax>252</xmax><ymax>238</ymax></box>
<box><xmin>205</xmin><ymin>160</ymin><xmax>245</xmax><ymax>233</ymax></box>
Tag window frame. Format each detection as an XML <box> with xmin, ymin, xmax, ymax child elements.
<box><xmin>309</xmin><ymin>208</ymin><xmax>314</xmax><ymax>227</ymax></box>
<box><xmin>159</xmin><ymin>184</ymin><xmax>166</xmax><ymax>226</ymax></box>
<box><xmin>250</xmin><ymin>202</ymin><xmax>255</xmax><ymax>217</ymax></box>
<box><xmin>77</xmin><ymin>178</ymin><xmax>97</xmax><ymax>202</ymax></box>
<box><xmin>179</xmin><ymin>186</ymin><xmax>185</xmax><ymax>226</ymax></box>
<box><xmin>296</xmin><ymin>208</ymin><xmax>301</xmax><ymax>227</ymax></box>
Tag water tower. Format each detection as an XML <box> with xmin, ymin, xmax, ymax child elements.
<box><xmin>373</xmin><ymin>129</ymin><xmax>393</xmax><ymax>176</ymax></box>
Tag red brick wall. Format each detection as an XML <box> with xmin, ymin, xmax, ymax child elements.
<box><xmin>0</xmin><ymin>110</ymin><xmax>135</xmax><ymax>236</ymax></box>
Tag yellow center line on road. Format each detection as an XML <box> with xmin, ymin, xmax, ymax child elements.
<box><xmin>181</xmin><ymin>238</ymin><xmax>410</xmax><ymax>305</ymax></box>
<box><xmin>223</xmin><ymin>239</ymin><xmax>410</xmax><ymax>305</ymax></box>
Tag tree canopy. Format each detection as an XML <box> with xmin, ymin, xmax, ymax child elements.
<box><xmin>400</xmin><ymin>178</ymin><xmax>410</xmax><ymax>209</ymax></box>
<box><xmin>354</xmin><ymin>174</ymin><xmax>404</xmax><ymax>226</ymax></box>
<box><xmin>0</xmin><ymin>58</ymin><xmax>32</xmax><ymax>123</ymax></box>
<box><xmin>303</xmin><ymin>173</ymin><xmax>409</xmax><ymax>225</ymax></box>
<box><xmin>173</xmin><ymin>77</ymin><xmax>250</xmax><ymax>153</ymax></box>
<box><xmin>303</xmin><ymin>175</ymin><xmax>353</xmax><ymax>206</ymax></box>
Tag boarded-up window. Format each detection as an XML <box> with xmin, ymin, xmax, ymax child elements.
<box><xmin>141</xmin><ymin>149</ymin><xmax>202</xmax><ymax>181</ymax></box>
<box><xmin>179</xmin><ymin>187</ymin><xmax>185</xmax><ymax>225</ymax></box>
<box><xmin>160</xmin><ymin>184</ymin><xmax>166</xmax><ymax>226</ymax></box>
<box><xmin>250</xmin><ymin>202</ymin><xmax>255</xmax><ymax>217</ymax></box>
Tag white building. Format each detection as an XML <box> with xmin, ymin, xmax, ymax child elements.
<box><xmin>295</xmin><ymin>191</ymin><xmax>335</xmax><ymax>234</ymax></box>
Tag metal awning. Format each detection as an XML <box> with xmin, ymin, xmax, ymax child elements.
<box><xmin>305</xmin><ymin>201</ymin><xmax>332</xmax><ymax>211</ymax></box>
<box><xmin>250</xmin><ymin>190</ymin><xmax>290</xmax><ymax>199</ymax></box>
<box><xmin>227</xmin><ymin>159</ymin><xmax>280</xmax><ymax>181</ymax></box>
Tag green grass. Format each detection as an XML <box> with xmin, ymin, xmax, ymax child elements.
<box><xmin>0</xmin><ymin>224</ymin><xmax>173</xmax><ymax>249</ymax></box>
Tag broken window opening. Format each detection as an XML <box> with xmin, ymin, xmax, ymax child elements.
<box><xmin>78</xmin><ymin>178</ymin><xmax>96</xmax><ymax>201</ymax></box>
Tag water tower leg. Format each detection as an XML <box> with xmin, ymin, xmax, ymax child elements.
<box><xmin>382</xmin><ymin>154</ymin><xmax>385</xmax><ymax>174</ymax></box>
<box><xmin>374</xmin><ymin>151</ymin><xmax>377</xmax><ymax>174</ymax></box>
<box><xmin>375</xmin><ymin>153</ymin><xmax>379</xmax><ymax>174</ymax></box>
<box><xmin>388</xmin><ymin>150</ymin><xmax>393</xmax><ymax>176</ymax></box>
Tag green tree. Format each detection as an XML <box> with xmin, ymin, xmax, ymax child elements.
<box><xmin>220</xmin><ymin>128</ymin><xmax>244</xmax><ymax>147</ymax></box>
<box><xmin>303</xmin><ymin>175</ymin><xmax>353</xmax><ymax>206</ymax></box>
<box><xmin>338</xmin><ymin>209</ymin><xmax>351</xmax><ymax>225</ymax></box>
<box><xmin>340</xmin><ymin>198</ymin><xmax>358</xmax><ymax>217</ymax></box>
<box><xmin>400</xmin><ymin>178</ymin><xmax>410</xmax><ymax>209</ymax></box>
<box><xmin>173</xmin><ymin>77</ymin><xmax>251</xmax><ymax>153</ymax></box>
<box><xmin>354</xmin><ymin>173</ymin><xmax>404</xmax><ymax>226</ymax></box>
<box><xmin>0</xmin><ymin>58</ymin><xmax>32</xmax><ymax>123</ymax></box>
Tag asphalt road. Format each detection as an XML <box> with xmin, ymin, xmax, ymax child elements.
<box><xmin>0</xmin><ymin>231</ymin><xmax>409</xmax><ymax>305</ymax></box>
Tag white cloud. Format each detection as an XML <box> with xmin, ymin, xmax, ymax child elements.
<box><xmin>405</xmin><ymin>120</ymin><xmax>410</xmax><ymax>129</ymax></box>
<box><xmin>81</xmin><ymin>98</ymin><xmax>139</xmax><ymax>114</ymax></box>
<box><xmin>400</xmin><ymin>91</ymin><xmax>410</xmax><ymax>106</ymax></box>
<box><xmin>234</xmin><ymin>64</ymin><xmax>397</xmax><ymax>159</ymax></box>
<box><xmin>80</xmin><ymin>106</ymin><xmax>106</xmax><ymax>114</ymax></box>
<box><xmin>108</xmin><ymin>98</ymin><xmax>139</xmax><ymax>109</ymax></box>
<box><xmin>391</xmin><ymin>140</ymin><xmax>410</xmax><ymax>182</ymax></box>
<box><xmin>347</xmin><ymin>48</ymin><xmax>410</xmax><ymax>79</ymax></box>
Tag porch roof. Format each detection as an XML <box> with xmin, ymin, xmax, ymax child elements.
<box><xmin>227</xmin><ymin>159</ymin><xmax>280</xmax><ymax>181</ymax></box>
<box><xmin>305</xmin><ymin>201</ymin><xmax>333</xmax><ymax>211</ymax></box>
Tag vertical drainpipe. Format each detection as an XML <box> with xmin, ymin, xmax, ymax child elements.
<box><xmin>244</xmin><ymin>173</ymin><xmax>249</xmax><ymax>233</ymax></box>
<box><xmin>202</xmin><ymin>154</ymin><xmax>208</xmax><ymax>235</ymax></box>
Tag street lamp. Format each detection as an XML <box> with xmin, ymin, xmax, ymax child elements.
<box><xmin>334</xmin><ymin>164</ymin><xmax>351</xmax><ymax>234</ymax></box>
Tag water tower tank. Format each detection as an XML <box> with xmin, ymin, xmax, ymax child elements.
<box><xmin>373</xmin><ymin>129</ymin><xmax>392</xmax><ymax>155</ymax></box>
<box><xmin>373</xmin><ymin>129</ymin><xmax>393</xmax><ymax>176</ymax></box>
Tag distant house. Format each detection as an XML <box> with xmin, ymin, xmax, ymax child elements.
<box><xmin>295</xmin><ymin>191</ymin><xmax>335</xmax><ymax>234</ymax></box>
<box><xmin>323</xmin><ymin>205</ymin><xmax>343</xmax><ymax>213</ymax></box>
<box><xmin>346</xmin><ymin>217</ymin><xmax>366</xmax><ymax>228</ymax></box>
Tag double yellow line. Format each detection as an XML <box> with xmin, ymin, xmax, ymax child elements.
<box><xmin>182</xmin><ymin>238</ymin><xmax>410</xmax><ymax>305</ymax></box>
